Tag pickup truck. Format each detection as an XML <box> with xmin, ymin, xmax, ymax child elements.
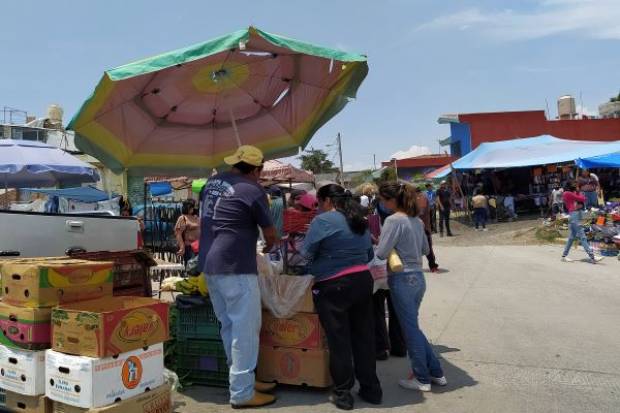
<box><xmin>0</xmin><ymin>210</ymin><xmax>141</xmax><ymax>257</ymax></box>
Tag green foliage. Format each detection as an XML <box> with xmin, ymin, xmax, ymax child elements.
<box><xmin>298</xmin><ymin>148</ymin><xmax>336</xmax><ymax>174</ymax></box>
<box><xmin>350</xmin><ymin>170</ymin><xmax>373</xmax><ymax>187</ymax></box>
<box><xmin>376</xmin><ymin>167</ymin><xmax>397</xmax><ymax>184</ymax></box>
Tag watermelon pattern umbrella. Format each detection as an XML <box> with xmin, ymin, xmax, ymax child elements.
<box><xmin>68</xmin><ymin>27</ymin><xmax>368</xmax><ymax>176</ymax></box>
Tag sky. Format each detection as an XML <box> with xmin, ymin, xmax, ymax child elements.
<box><xmin>1</xmin><ymin>0</ymin><xmax>619</xmax><ymax>171</ymax></box>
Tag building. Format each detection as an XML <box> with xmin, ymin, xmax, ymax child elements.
<box><xmin>438</xmin><ymin>109</ymin><xmax>620</xmax><ymax>157</ymax></box>
<box><xmin>599</xmin><ymin>101</ymin><xmax>620</xmax><ymax>119</ymax></box>
<box><xmin>381</xmin><ymin>154</ymin><xmax>455</xmax><ymax>181</ymax></box>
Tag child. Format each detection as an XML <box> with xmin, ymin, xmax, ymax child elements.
<box><xmin>561</xmin><ymin>187</ymin><xmax>603</xmax><ymax>264</ymax></box>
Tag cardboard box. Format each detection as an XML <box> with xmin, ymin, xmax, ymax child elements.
<box><xmin>260</xmin><ymin>311</ymin><xmax>326</xmax><ymax>350</ymax></box>
<box><xmin>0</xmin><ymin>345</ymin><xmax>46</xmax><ymax>395</ymax></box>
<box><xmin>1</xmin><ymin>259</ymin><xmax>113</xmax><ymax>308</ymax></box>
<box><xmin>293</xmin><ymin>286</ymin><xmax>316</xmax><ymax>313</ymax></box>
<box><xmin>5</xmin><ymin>392</ymin><xmax>53</xmax><ymax>413</ymax></box>
<box><xmin>257</xmin><ymin>346</ymin><xmax>331</xmax><ymax>387</ymax></box>
<box><xmin>0</xmin><ymin>301</ymin><xmax>52</xmax><ymax>350</ymax></box>
<box><xmin>45</xmin><ymin>343</ymin><xmax>165</xmax><ymax>409</ymax></box>
<box><xmin>51</xmin><ymin>297</ymin><xmax>169</xmax><ymax>358</ymax></box>
<box><xmin>51</xmin><ymin>384</ymin><xmax>171</xmax><ymax>413</ymax></box>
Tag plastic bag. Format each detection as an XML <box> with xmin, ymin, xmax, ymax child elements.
<box><xmin>368</xmin><ymin>256</ymin><xmax>388</xmax><ymax>281</ymax></box>
<box><xmin>258</xmin><ymin>272</ymin><xmax>314</xmax><ymax>319</ymax></box>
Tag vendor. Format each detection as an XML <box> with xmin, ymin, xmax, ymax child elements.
<box><xmin>577</xmin><ymin>169</ymin><xmax>599</xmax><ymax>209</ymax></box>
<box><xmin>302</xmin><ymin>184</ymin><xmax>382</xmax><ymax>410</ymax></box>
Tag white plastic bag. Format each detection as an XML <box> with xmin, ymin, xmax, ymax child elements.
<box><xmin>258</xmin><ymin>272</ymin><xmax>314</xmax><ymax>319</ymax></box>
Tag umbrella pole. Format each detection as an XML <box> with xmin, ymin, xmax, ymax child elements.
<box><xmin>4</xmin><ymin>178</ymin><xmax>7</xmax><ymax>210</ymax></box>
<box><xmin>228</xmin><ymin>107</ymin><xmax>242</xmax><ymax>147</ymax></box>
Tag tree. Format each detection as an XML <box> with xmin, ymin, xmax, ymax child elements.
<box><xmin>376</xmin><ymin>167</ymin><xmax>397</xmax><ymax>184</ymax></box>
<box><xmin>298</xmin><ymin>148</ymin><xmax>336</xmax><ymax>174</ymax></box>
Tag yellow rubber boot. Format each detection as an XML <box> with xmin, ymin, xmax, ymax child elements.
<box><xmin>231</xmin><ymin>391</ymin><xmax>276</xmax><ymax>409</ymax></box>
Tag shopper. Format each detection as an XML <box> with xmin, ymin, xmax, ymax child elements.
<box><xmin>436</xmin><ymin>180</ymin><xmax>453</xmax><ymax>237</ymax></box>
<box><xmin>550</xmin><ymin>185</ymin><xmax>564</xmax><ymax>216</ymax></box>
<box><xmin>302</xmin><ymin>184</ymin><xmax>382</xmax><ymax>410</ymax></box>
<box><xmin>199</xmin><ymin>145</ymin><xmax>278</xmax><ymax>409</ymax></box>
<box><xmin>471</xmin><ymin>189</ymin><xmax>488</xmax><ymax>231</ymax></box>
<box><xmin>268</xmin><ymin>186</ymin><xmax>284</xmax><ymax>238</ymax></box>
<box><xmin>376</xmin><ymin>182</ymin><xmax>446</xmax><ymax>392</ymax></box>
<box><xmin>175</xmin><ymin>199</ymin><xmax>201</xmax><ymax>266</ymax></box>
<box><xmin>425</xmin><ymin>183</ymin><xmax>437</xmax><ymax>233</ymax></box>
<box><xmin>561</xmin><ymin>183</ymin><xmax>603</xmax><ymax>264</ymax></box>
<box><xmin>416</xmin><ymin>186</ymin><xmax>440</xmax><ymax>272</ymax></box>
<box><xmin>373</xmin><ymin>202</ymin><xmax>407</xmax><ymax>361</ymax></box>
<box><xmin>578</xmin><ymin>170</ymin><xmax>599</xmax><ymax>209</ymax></box>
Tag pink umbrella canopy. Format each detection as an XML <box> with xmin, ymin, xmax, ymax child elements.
<box><xmin>68</xmin><ymin>27</ymin><xmax>368</xmax><ymax>177</ymax></box>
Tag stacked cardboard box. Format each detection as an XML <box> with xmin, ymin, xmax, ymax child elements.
<box><xmin>47</xmin><ymin>296</ymin><xmax>170</xmax><ymax>411</ymax></box>
<box><xmin>0</xmin><ymin>258</ymin><xmax>115</xmax><ymax>413</ymax></box>
<box><xmin>257</xmin><ymin>286</ymin><xmax>331</xmax><ymax>387</ymax></box>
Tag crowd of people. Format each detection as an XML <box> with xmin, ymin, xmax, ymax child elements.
<box><xmin>189</xmin><ymin>145</ymin><xmax>447</xmax><ymax>410</ymax></box>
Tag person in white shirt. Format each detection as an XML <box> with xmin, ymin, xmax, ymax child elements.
<box><xmin>550</xmin><ymin>185</ymin><xmax>564</xmax><ymax>216</ymax></box>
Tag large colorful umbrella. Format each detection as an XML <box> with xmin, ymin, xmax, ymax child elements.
<box><xmin>68</xmin><ymin>27</ymin><xmax>368</xmax><ymax>176</ymax></box>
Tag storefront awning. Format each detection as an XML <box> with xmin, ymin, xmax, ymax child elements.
<box><xmin>452</xmin><ymin>136</ymin><xmax>620</xmax><ymax>170</ymax></box>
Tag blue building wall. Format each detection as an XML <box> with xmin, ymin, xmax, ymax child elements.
<box><xmin>449</xmin><ymin>122</ymin><xmax>472</xmax><ymax>157</ymax></box>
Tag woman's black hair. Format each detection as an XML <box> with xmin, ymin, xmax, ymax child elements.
<box><xmin>181</xmin><ymin>199</ymin><xmax>195</xmax><ymax>215</ymax></box>
<box><xmin>378</xmin><ymin>182</ymin><xmax>419</xmax><ymax>217</ymax></box>
<box><xmin>317</xmin><ymin>184</ymin><xmax>367</xmax><ymax>235</ymax></box>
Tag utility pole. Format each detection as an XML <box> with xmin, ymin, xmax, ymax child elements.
<box><xmin>373</xmin><ymin>154</ymin><xmax>376</xmax><ymax>171</ymax></box>
<box><xmin>336</xmin><ymin>133</ymin><xmax>345</xmax><ymax>187</ymax></box>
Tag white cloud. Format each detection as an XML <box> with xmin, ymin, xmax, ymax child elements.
<box><xmin>417</xmin><ymin>0</ymin><xmax>620</xmax><ymax>41</ymax></box>
<box><xmin>391</xmin><ymin>145</ymin><xmax>432</xmax><ymax>160</ymax></box>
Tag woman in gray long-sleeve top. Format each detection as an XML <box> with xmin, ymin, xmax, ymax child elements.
<box><xmin>376</xmin><ymin>183</ymin><xmax>446</xmax><ymax>392</ymax></box>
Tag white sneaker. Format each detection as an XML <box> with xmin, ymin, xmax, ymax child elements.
<box><xmin>561</xmin><ymin>257</ymin><xmax>574</xmax><ymax>262</ymax></box>
<box><xmin>431</xmin><ymin>376</ymin><xmax>448</xmax><ymax>386</ymax></box>
<box><xmin>399</xmin><ymin>378</ymin><xmax>431</xmax><ymax>392</ymax></box>
<box><xmin>482</xmin><ymin>228</ymin><xmax>489</xmax><ymax>232</ymax></box>
<box><xmin>590</xmin><ymin>256</ymin><xmax>604</xmax><ymax>264</ymax></box>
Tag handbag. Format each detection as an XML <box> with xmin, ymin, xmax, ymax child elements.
<box><xmin>388</xmin><ymin>250</ymin><xmax>404</xmax><ymax>272</ymax></box>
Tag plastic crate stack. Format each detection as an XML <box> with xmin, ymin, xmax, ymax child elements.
<box><xmin>0</xmin><ymin>257</ymin><xmax>173</xmax><ymax>413</ymax></box>
<box><xmin>68</xmin><ymin>250</ymin><xmax>156</xmax><ymax>297</ymax></box>
<box><xmin>173</xmin><ymin>295</ymin><xmax>229</xmax><ymax>388</ymax></box>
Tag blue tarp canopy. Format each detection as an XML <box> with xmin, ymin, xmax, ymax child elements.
<box><xmin>451</xmin><ymin>136</ymin><xmax>620</xmax><ymax>170</ymax></box>
<box><xmin>148</xmin><ymin>182</ymin><xmax>172</xmax><ymax>196</ymax></box>
<box><xmin>575</xmin><ymin>152</ymin><xmax>620</xmax><ymax>169</ymax></box>
<box><xmin>26</xmin><ymin>186</ymin><xmax>115</xmax><ymax>203</ymax></box>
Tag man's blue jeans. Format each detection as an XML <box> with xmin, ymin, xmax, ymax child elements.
<box><xmin>388</xmin><ymin>271</ymin><xmax>443</xmax><ymax>384</ymax></box>
<box><xmin>205</xmin><ymin>274</ymin><xmax>261</xmax><ymax>404</ymax></box>
<box><xmin>562</xmin><ymin>222</ymin><xmax>594</xmax><ymax>258</ymax></box>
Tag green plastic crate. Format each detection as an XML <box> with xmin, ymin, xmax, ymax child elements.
<box><xmin>175</xmin><ymin>339</ymin><xmax>229</xmax><ymax>388</ymax></box>
<box><xmin>176</xmin><ymin>297</ymin><xmax>221</xmax><ymax>340</ymax></box>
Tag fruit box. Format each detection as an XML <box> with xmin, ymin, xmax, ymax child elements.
<box><xmin>1</xmin><ymin>259</ymin><xmax>113</xmax><ymax>308</ymax></box>
<box><xmin>51</xmin><ymin>296</ymin><xmax>169</xmax><ymax>358</ymax></box>
<box><xmin>45</xmin><ymin>344</ymin><xmax>165</xmax><ymax>409</ymax></box>
<box><xmin>0</xmin><ymin>345</ymin><xmax>46</xmax><ymax>396</ymax></box>
<box><xmin>260</xmin><ymin>311</ymin><xmax>326</xmax><ymax>350</ymax></box>
<box><xmin>5</xmin><ymin>392</ymin><xmax>53</xmax><ymax>413</ymax></box>
<box><xmin>51</xmin><ymin>384</ymin><xmax>171</xmax><ymax>413</ymax></box>
<box><xmin>257</xmin><ymin>346</ymin><xmax>331</xmax><ymax>388</ymax></box>
<box><xmin>0</xmin><ymin>301</ymin><xmax>52</xmax><ymax>350</ymax></box>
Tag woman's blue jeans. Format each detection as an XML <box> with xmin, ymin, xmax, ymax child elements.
<box><xmin>388</xmin><ymin>270</ymin><xmax>443</xmax><ymax>384</ymax></box>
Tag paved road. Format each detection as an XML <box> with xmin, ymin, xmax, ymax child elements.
<box><xmin>174</xmin><ymin>245</ymin><xmax>620</xmax><ymax>413</ymax></box>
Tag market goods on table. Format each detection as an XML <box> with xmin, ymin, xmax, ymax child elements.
<box><xmin>51</xmin><ymin>296</ymin><xmax>169</xmax><ymax>358</ymax></box>
<box><xmin>0</xmin><ymin>301</ymin><xmax>51</xmax><ymax>350</ymax></box>
<box><xmin>0</xmin><ymin>259</ymin><xmax>113</xmax><ymax>308</ymax></box>
<box><xmin>45</xmin><ymin>343</ymin><xmax>165</xmax><ymax>409</ymax></box>
<box><xmin>0</xmin><ymin>345</ymin><xmax>46</xmax><ymax>395</ymax></box>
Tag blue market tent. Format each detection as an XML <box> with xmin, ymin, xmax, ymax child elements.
<box><xmin>26</xmin><ymin>186</ymin><xmax>115</xmax><ymax>203</ymax></box>
<box><xmin>148</xmin><ymin>181</ymin><xmax>172</xmax><ymax>196</ymax></box>
<box><xmin>575</xmin><ymin>152</ymin><xmax>620</xmax><ymax>169</ymax></box>
<box><xmin>451</xmin><ymin>136</ymin><xmax>620</xmax><ymax>170</ymax></box>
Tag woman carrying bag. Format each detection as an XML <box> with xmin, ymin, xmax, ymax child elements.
<box><xmin>376</xmin><ymin>183</ymin><xmax>446</xmax><ymax>392</ymax></box>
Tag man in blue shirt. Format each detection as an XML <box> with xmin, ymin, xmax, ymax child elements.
<box><xmin>199</xmin><ymin>145</ymin><xmax>277</xmax><ymax>409</ymax></box>
<box><xmin>425</xmin><ymin>183</ymin><xmax>437</xmax><ymax>234</ymax></box>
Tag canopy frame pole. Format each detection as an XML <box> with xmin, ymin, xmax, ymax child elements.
<box><xmin>228</xmin><ymin>107</ymin><xmax>242</xmax><ymax>148</ymax></box>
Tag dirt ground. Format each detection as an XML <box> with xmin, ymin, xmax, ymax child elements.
<box><xmin>432</xmin><ymin>214</ymin><xmax>548</xmax><ymax>247</ymax></box>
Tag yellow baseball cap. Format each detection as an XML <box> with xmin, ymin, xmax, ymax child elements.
<box><xmin>224</xmin><ymin>145</ymin><xmax>264</xmax><ymax>167</ymax></box>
